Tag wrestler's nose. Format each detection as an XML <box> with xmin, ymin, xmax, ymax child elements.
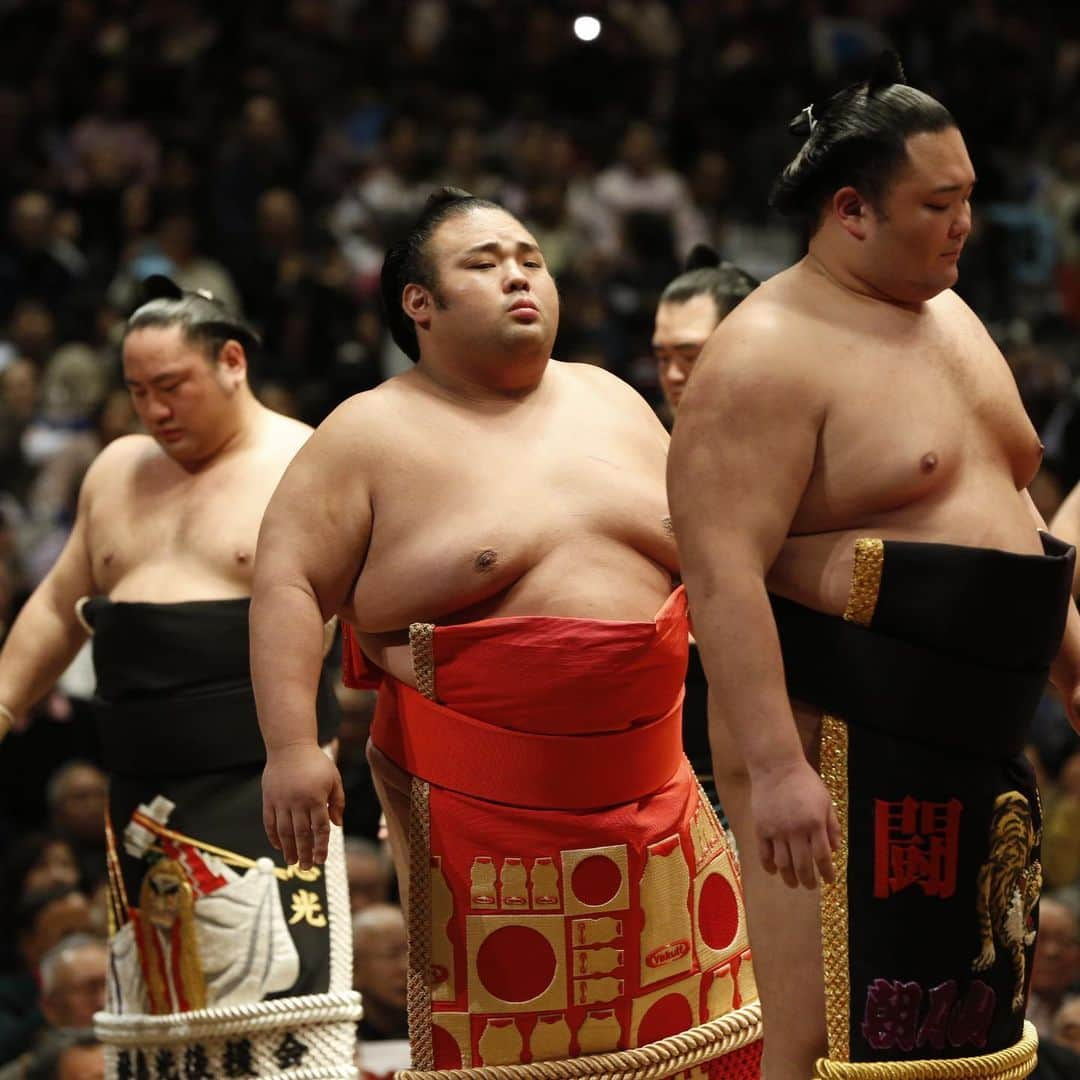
<box><xmin>144</xmin><ymin>394</ymin><xmax>172</xmax><ymax>422</ymax></box>
<box><xmin>503</xmin><ymin>262</ymin><xmax>529</xmax><ymax>292</ymax></box>
<box><xmin>665</xmin><ymin>361</ymin><xmax>688</xmax><ymax>385</ymax></box>
<box><xmin>951</xmin><ymin>202</ymin><xmax>972</xmax><ymax>240</ymax></box>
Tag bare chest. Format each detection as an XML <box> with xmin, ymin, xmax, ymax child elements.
<box><xmin>794</xmin><ymin>332</ymin><xmax>1040</xmax><ymax>532</ymax></box>
<box><xmin>353</xmin><ymin>422</ymin><xmax>674</xmax><ymax>628</ymax></box>
<box><xmin>87</xmin><ymin>468</ymin><xmax>270</xmax><ymax>595</ymax></box>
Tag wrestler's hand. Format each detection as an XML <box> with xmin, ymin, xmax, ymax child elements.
<box><xmin>751</xmin><ymin>757</ymin><xmax>840</xmax><ymax>890</ymax></box>
<box><xmin>262</xmin><ymin>743</ymin><xmax>346</xmax><ymax>870</ymax></box>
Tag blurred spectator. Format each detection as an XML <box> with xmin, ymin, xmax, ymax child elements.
<box><xmin>0</xmin><ymin>886</ymin><xmax>92</xmax><ymax>1065</ymax></box>
<box><xmin>1029</xmin><ymin>895</ymin><xmax>1080</xmax><ymax>1037</ymax></box>
<box><xmin>0</xmin><ymin>936</ymin><xmax>106</xmax><ymax>1077</ymax></box>
<box><xmin>353</xmin><ymin>904</ymin><xmax>407</xmax><ymax>1042</ymax></box>
<box><xmin>344</xmin><ymin>836</ymin><xmax>392</xmax><ymax>915</ymax></box>
<box><xmin>0</xmin><ymin>833</ymin><xmax>82</xmax><ymax>973</ymax></box>
<box><xmin>214</xmin><ymin>95</ymin><xmax>299</xmax><ymax>252</ymax></box>
<box><xmin>593</xmin><ymin>122</ymin><xmax>707</xmax><ymax>262</ymax></box>
<box><xmin>108</xmin><ymin>208</ymin><xmax>242</xmax><ymax>316</ymax></box>
<box><xmin>0</xmin><ymin>193</ymin><xmax>83</xmax><ymax>323</ymax></box>
<box><xmin>22</xmin><ymin>1029</ymin><xmax>104</xmax><ymax>1080</ymax></box>
<box><xmin>1052</xmin><ymin>993</ymin><xmax>1080</xmax><ymax>1055</ymax></box>
<box><xmin>45</xmin><ymin>763</ymin><xmax>106</xmax><ymax>889</ymax></box>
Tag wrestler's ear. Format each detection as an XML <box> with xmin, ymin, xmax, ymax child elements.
<box><xmin>832</xmin><ymin>186</ymin><xmax>869</xmax><ymax>240</ymax></box>
<box><xmin>215</xmin><ymin>339</ymin><xmax>248</xmax><ymax>389</ymax></box>
<box><xmin>402</xmin><ymin>283</ymin><xmax>434</xmax><ymax>332</ymax></box>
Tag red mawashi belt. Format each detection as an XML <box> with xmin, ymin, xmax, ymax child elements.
<box><xmin>372</xmin><ymin>683</ymin><xmax>685</xmax><ymax>811</ymax></box>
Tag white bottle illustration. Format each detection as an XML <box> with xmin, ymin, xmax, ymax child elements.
<box><xmin>530</xmin><ymin>1014</ymin><xmax>571</xmax><ymax>1061</ymax></box>
<box><xmin>573</xmin><ymin>977</ymin><xmax>623</xmax><ymax>1005</ymax></box>
<box><xmin>478</xmin><ymin>1018</ymin><xmax>523</xmax><ymax>1065</ymax></box>
<box><xmin>530</xmin><ymin>857</ymin><xmax>560</xmax><ymax>908</ymax></box>
<box><xmin>573</xmin><ymin>947</ymin><xmax>623</xmax><ymax>976</ymax></box>
<box><xmin>500</xmin><ymin>857</ymin><xmax>528</xmax><ymax>909</ymax></box>
<box><xmin>577</xmin><ymin>1009</ymin><xmax>622</xmax><ymax>1053</ymax></box>
<box><xmin>572</xmin><ymin>916</ymin><xmax>622</xmax><ymax>947</ymax></box>
<box><xmin>470</xmin><ymin>857</ymin><xmax>497</xmax><ymax>909</ymax></box>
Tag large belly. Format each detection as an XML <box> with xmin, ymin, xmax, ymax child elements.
<box><xmin>352</xmin><ymin>537</ymin><xmax>674</xmax><ymax>688</ymax></box>
<box><xmin>768</xmin><ymin>478</ymin><xmax>1042</xmax><ymax>618</ymax></box>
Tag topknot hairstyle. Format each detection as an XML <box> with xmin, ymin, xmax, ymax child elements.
<box><xmin>125</xmin><ymin>275</ymin><xmax>262</xmax><ymax>361</ymax></box>
<box><xmin>660</xmin><ymin>244</ymin><xmax>759</xmax><ymax>317</ymax></box>
<box><xmin>380</xmin><ymin>186</ymin><xmax>503</xmax><ymax>362</ymax></box>
<box><xmin>770</xmin><ymin>53</ymin><xmax>955</xmax><ymax>232</ymax></box>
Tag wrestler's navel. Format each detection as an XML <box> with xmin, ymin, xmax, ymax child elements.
<box><xmin>920</xmin><ymin>451</ymin><xmax>938</xmax><ymax>473</ymax></box>
<box><xmin>235</xmin><ymin>551</ymin><xmax>251</xmax><ymax>565</ymax></box>
<box><xmin>662</xmin><ymin>516</ymin><xmax>674</xmax><ymax>535</ymax></box>
<box><xmin>474</xmin><ymin>549</ymin><xmax>498</xmax><ymax>572</ymax></box>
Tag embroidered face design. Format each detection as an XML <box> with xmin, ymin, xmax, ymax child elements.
<box><xmin>144</xmin><ymin>860</ymin><xmax>188</xmax><ymax>931</ymax></box>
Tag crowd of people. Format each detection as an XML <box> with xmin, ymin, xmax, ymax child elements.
<box><xmin>2</xmin><ymin>0</ymin><xmax>1080</xmax><ymax>1077</ymax></box>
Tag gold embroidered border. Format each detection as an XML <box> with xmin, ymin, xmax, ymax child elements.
<box><xmin>843</xmin><ymin>539</ymin><xmax>884</xmax><ymax>627</ymax></box>
<box><xmin>813</xmin><ymin>1020</ymin><xmax>1038</xmax><ymax>1079</ymax></box>
<box><xmin>820</xmin><ymin>536</ymin><xmax>884</xmax><ymax>1062</ymax></box>
<box><xmin>819</xmin><ymin>714</ymin><xmax>850</xmax><ymax>1062</ymax></box>
<box><xmin>411</xmin><ymin>623</ymin><xmax>437</xmax><ymax>701</ymax></box>
<box><xmin>407</xmin><ymin>776</ymin><xmax>434</xmax><ymax>1070</ymax></box>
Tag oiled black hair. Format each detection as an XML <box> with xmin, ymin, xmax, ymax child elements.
<box><xmin>380</xmin><ymin>186</ymin><xmax>503</xmax><ymax>362</ymax></box>
<box><xmin>770</xmin><ymin>53</ymin><xmax>955</xmax><ymax>233</ymax></box>
<box><xmin>660</xmin><ymin>244</ymin><xmax>758</xmax><ymax>318</ymax></box>
<box><xmin>124</xmin><ymin>275</ymin><xmax>261</xmax><ymax>362</ymax></box>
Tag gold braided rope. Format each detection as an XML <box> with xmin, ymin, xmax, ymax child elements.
<box><xmin>397</xmin><ymin>1002</ymin><xmax>762</xmax><ymax>1080</ymax></box>
<box><xmin>843</xmin><ymin>539</ymin><xmax>884</xmax><ymax>627</ymax></box>
<box><xmin>407</xmin><ymin>776</ymin><xmax>434</xmax><ymax>1071</ymax></box>
<box><xmin>818</xmin><ymin>537</ymin><xmax>883</xmax><ymax>1062</ymax></box>
<box><xmin>410</xmin><ymin>622</ymin><xmax>437</xmax><ymax>700</ymax></box>
<box><xmin>819</xmin><ymin>714</ymin><xmax>850</xmax><ymax>1062</ymax></box>
<box><xmin>812</xmin><ymin>1021</ymin><xmax>1038</xmax><ymax>1080</ymax></box>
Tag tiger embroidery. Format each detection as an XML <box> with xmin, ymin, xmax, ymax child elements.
<box><xmin>971</xmin><ymin>791</ymin><xmax>1041</xmax><ymax>1011</ymax></box>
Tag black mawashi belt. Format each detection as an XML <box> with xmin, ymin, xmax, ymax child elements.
<box><xmin>771</xmin><ymin>595</ymin><xmax>1049</xmax><ymax>760</ymax></box>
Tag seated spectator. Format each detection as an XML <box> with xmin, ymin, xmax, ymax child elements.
<box><xmin>0</xmin><ymin>936</ymin><xmax>106</xmax><ymax>1079</ymax></box>
<box><xmin>344</xmin><ymin>837</ymin><xmax>392</xmax><ymax>915</ymax></box>
<box><xmin>45</xmin><ymin>763</ymin><xmax>105</xmax><ymax>889</ymax></box>
<box><xmin>1052</xmin><ymin>993</ymin><xmax>1080</xmax><ymax>1055</ymax></box>
<box><xmin>353</xmin><ymin>904</ymin><xmax>407</xmax><ymax>1042</ymax></box>
<box><xmin>0</xmin><ymin>833</ymin><xmax>82</xmax><ymax>969</ymax></box>
<box><xmin>24</xmin><ymin>1030</ymin><xmax>103</xmax><ymax>1080</ymax></box>
<box><xmin>1028</xmin><ymin>895</ymin><xmax>1080</xmax><ymax>1038</ymax></box>
<box><xmin>0</xmin><ymin>886</ymin><xmax>92</xmax><ymax>1065</ymax></box>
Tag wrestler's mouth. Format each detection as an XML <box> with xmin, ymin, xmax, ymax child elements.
<box><xmin>157</xmin><ymin>428</ymin><xmax>184</xmax><ymax>442</ymax></box>
<box><xmin>508</xmin><ymin>298</ymin><xmax>540</xmax><ymax>320</ymax></box>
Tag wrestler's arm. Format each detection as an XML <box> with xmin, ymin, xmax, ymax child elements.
<box><xmin>252</xmin><ymin>399</ymin><xmax>373</xmax><ymax>869</ymax></box>
<box><xmin>1049</xmin><ymin>482</ymin><xmax>1080</xmax><ymax>596</ymax></box>
<box><xmin>1025</xmin><ymin>490</ymin><xmax>1080</xmax><ymax>731</ymax></box>
<box><xmin>0</xmin><ymin>455</ymin><xmax>98</xmax><ymax>739</ymax></box>
<box><xmin>668</xmin><ymin>327</ymin><xmax>839</xmax><ymax>890</ymax></box>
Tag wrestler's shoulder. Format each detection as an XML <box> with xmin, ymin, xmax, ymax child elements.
<box><xmin>84</xmin><ymin>433</ymin><xmax>163</xmax><ymax>482</ymax></box>
<box><xmin>695</xmin><ymin>280</ymin><xmax>823</xmax><ymax>388</ymax></box>
<box><xmin>256</xmin><ymin>409</ymin><xmax>316</xmax><ymax>456</ymax></box>
<box><xmin>555</xmin><ymin>360</ymin><xmax>659</xmax><ymax>417</ymax></box>
<box><xmin>303</xmin><ymin>382</ymin><xmax>410</xmax><ymax>454</ymax></box>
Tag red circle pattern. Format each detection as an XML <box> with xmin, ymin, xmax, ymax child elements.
<box><xmin>698</xmin><ymin>870</ymin><xmax>740</xmax><ymax>951</ymax></box>
<box><xmin>476</xmin><ymin>925</ymin><xmax>558</xmax><ymax>1002</ymax></box>
<box><xmin>571</xmin><ymin>855</ymin><xmax>622</xmax><ymax>907</ymax></box>
<box><xmin>637</xmin><ymin>993</ymin><xmax>694</xmax><ymax>1046</ymax></box>
<box><xmin>432</xmin><ymin>1025</ymin><xmax>463</xmax><ymax>1069</ymax></box>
